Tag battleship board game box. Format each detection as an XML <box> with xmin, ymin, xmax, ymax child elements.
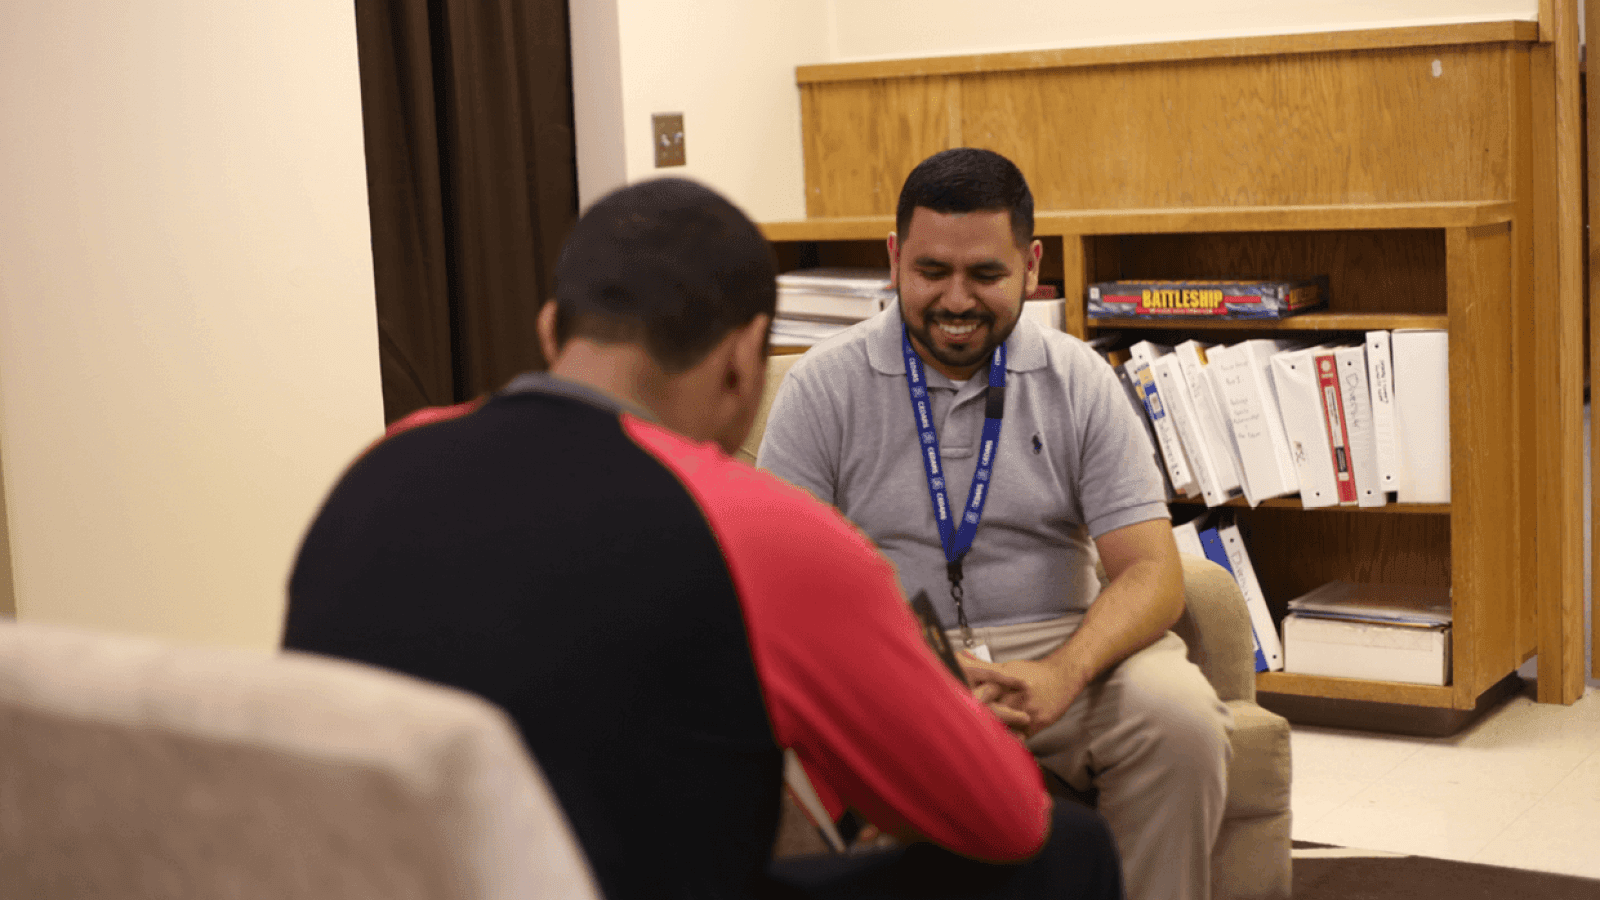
<box><xmin>1087</xmin><ymin>277</ymin><xmax>1328</xmax><ymax>320</ymax></box>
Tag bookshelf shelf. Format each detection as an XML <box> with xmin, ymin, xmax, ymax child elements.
<box><xmin>1253</xmin><ymin>672</ymin><xmax>1456</xmax><ymax>706</ymax></box>
<box><xmin>1088</xmin><ymin>313</ymin><xmax>1450</xmax><ymax>332</ymax></box>
<box><xmin>760</xmin><ymin>202</ymin><xmax>1514</xmax><ymax>243</ymax></box>
<box><xmin>1168</xmin><ymin>496</ymin><xmax>1449</xmax><ymax>515</ymax></box>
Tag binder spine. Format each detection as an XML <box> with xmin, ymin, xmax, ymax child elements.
<box><xmin>1130</xmin><ymin>358</ymin><xmax>1197</xmax><ymax>495</ymax></box>
<box><xmin>1116</xmin><ymin>363</ymin><xmax>1177</xmax><ymax>500</ymax></box>
<box><xmin>1194</xmin><ymin>523</ymin><xmax>1270</xmax><ymax>669</ymax></box>
<box><xmin>1155</xmin><ymin>357</ymin><xmax>1223</xmax><ymax>506</ymax></box>
<box><xmin>1335</xmin><ymin>345</ymin><xmax>1386</xmax><ymax>508</ymax></box>
<box><xmin>1217</xmin><ymin>517</ymin><xmax>1284</xmax><ymax>671</ymax></box>
<box><xmin>1365</xmin><ymin>330</ymin><xmax>1401</xmax><ymax>493</ymax></box>
<box><xmin>1315</xmin><ymin>351</ymin><xmax>1358</xmax><ymax>504</ymax></box>
<box><xmin>1175</xmin><ymin>342</ymin><xmax>1243</xmax><ymax>497</ymax></box>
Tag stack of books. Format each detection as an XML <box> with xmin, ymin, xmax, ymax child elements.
<box><xmin>1282</xmin><ymin>581</ymin><xmax>1452</xmax><ymax>685</ymax></box>
<box><xmin>773</xmin><ymin>268</ymin><xmax>894</xmax><ymax>347</ymax></box>
<box><xmin>1098</xmin><ymin>329</ymin><xmax>1449</xmax><ymax>509</ymax></box>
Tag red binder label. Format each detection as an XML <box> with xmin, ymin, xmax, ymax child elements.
<box><xmin>1315</xmin><ymin>352</ymin><xmax>1357</xmax><ymax>504</ymax></box>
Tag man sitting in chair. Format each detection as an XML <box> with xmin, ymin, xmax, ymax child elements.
<box><xmin>284</xmin><ymin>177</ymin><xmax>1123</xmax><ymax>900</ymax></box>
<box><xmin>758</xmin><ymin>149</ymin><xmax>1234</xmax><ymax>900</ymax></box>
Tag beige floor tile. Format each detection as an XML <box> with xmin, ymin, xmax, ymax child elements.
<box><xmin>1470</xmin><ymin>762</ymin><xmax>1600</xmax><ymax>880</ymax></box>
<box><xmin>1364</xmin><ymin>734</ymin><xmax>1593</xmax><ymax>798</ymax></box>
<box><xmin>1288</xmin><ymin>725</ymin><xmax>1432</xmax><ymax>781</ymax></box>
<box><xmin>1288</xmin><ymin>772</ymin><xmax>1372</xmax><ymax>832</ymax></box>
<box><xmin>1297</xmin><ymin>778</ymin><xmax>1544</xmax><ymax>861</ymax></box>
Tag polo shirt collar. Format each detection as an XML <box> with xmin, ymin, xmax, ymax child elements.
<box><xmin>864</xmin><ymin>299</ymin><xmax>1048</xmax><ymax>376</ymax></box>
<box><xmin>500</xmin><ymin>371</ymin><xmax>658</xmax><ymax>422</ymax></box>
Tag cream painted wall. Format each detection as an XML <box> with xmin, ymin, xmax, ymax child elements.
<box><xmin>575</xmin><ymin>0</ymin><xmax>1539</xmax><ymax>222</ymax></box>
<box><xmin>0</xmin><ymin>3</ymin><xmax>384</xmax><ymax>649</ymax></box>
<box><xmin>572</xmin><ymin>0</ymin><xmax>828</xmax><ymax>220</ymax></box>
<box><xmin>571</xmin><ymin>0</ymin><xmax>629</xmax><ymax>211</ymax></box>
<box><xmin>824</xmin><ymin>0</ymin><xmax>1539</xmax><ymax>61</ymax></box>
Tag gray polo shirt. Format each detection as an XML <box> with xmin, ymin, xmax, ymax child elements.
<box><xmin>757</xmin><ymin>303</ymin><xmax>1168</xmax><ymax>629</ymax></box>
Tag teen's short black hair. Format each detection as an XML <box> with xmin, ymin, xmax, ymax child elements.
<box><xmin>895</xmin><ymin>148</ymin><xmax>1034</xmax><ymax>248</ymax></box>
<box><xmin>552</xmin><ymin>178</ymin><xmax>777</xmax><ymax>372</ymax></box>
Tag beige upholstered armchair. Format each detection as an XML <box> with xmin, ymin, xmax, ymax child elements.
<box><xmin>746</xmin><ymin>352</ymin><xmax>1293</xmax><ymax>900</ymax></box>
<box><xmin>0</xmin><ymin>620</ymin><xmax>601</xmax><ymax>900</ymax></box>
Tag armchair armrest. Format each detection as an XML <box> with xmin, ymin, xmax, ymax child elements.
<box><xmin>738</xmin><ymin>352</ymin><xmax>804</xmax><ymax>465</ymax></box>
<box><xmin>1170</xmin><ymin>554</ymin><xmax>1258</xmax><ymax>703</ymax></box>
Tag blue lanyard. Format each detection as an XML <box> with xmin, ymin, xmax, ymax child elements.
<box><xmin>902</xmin><ymin>327</ymin><xmax>1006</xmax><ymax>644</ymax></box>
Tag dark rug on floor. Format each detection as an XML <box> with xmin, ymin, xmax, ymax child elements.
<box><xmin>1293</xmin><ymin>841</ymin><xmax>1600</xmax><ymax>899</ymax></box>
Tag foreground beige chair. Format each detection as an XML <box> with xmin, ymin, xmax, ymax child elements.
<box><xmin>746</xmin><ymin>351</ymin><xmax>1293</xmax><ymax>900</ymax></box>
<box><xmin>0</xmin><ymin>620</ymin><xmax>600</xmax><ymax>900</ymax></box>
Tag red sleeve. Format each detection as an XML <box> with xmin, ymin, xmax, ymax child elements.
<box><xmin>383</xmin><ymin>398</ymin><xmax>485</xmax><ymax>439</ymax></box>
<box><xmin>344</xmin><ymin>398</ymin><xmax>488</xmax><ymax>461</ymax></box>
<box><xmin>624</xmin><ymin>417</ymin><xmax>1051</xmax><ymax>862</ymax></box>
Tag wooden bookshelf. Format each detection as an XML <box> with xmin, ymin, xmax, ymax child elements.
<box><xmin>772</xmin><ymin>21</ymin><xmax>1588</xmax><ymax>713</ymax></box>
<box><xmin>764</xmin><ymin>206</ymin><xmax>1516</xmax><ymax>714</ymax></box>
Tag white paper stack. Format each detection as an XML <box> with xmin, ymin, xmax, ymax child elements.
<box><xmin>776</xmin><ymin>268</ymin><xmax>893</xmax><ymax>322</ymax></box>
<box><xmin>1283</xmin><ymin>581</ymin><xmax>1451</xmax><ymax>685</ymax></box>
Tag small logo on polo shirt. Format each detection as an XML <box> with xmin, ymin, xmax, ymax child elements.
<box><xmin>1032</xmin><ymin>433</ymin><xmax>1043</xmax><ymax>454</ymax></box>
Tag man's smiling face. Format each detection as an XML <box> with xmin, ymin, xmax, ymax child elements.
<box><xmin>890</xmin><ymin>206</ymin><xmax>1041</xmax><ymax>381</ymax></box>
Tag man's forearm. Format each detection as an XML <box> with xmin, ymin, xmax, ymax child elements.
<box><xmin>1041</xmin><ymin>556</ymin><xmax>1184</xmax><ymax>694</ymax></box>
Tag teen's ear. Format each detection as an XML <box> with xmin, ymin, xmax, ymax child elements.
<box><xmin>712</xmin><ymin>313</ymin><xmax>772</xmax><ymax>455</ymax></box>
<box><xmin>536</xmin><ymin>300</ymin><xmax>561</xmax><ymax>367</ymax></box>
<box><xmin>887</xmin><ymin>232</ymin><xmax>900</xmax><ymax>290</ymax></box>
<box><xmin>726</xmin><ymin>313</ymin><xmax>771</xmax><ymax>398</ymax></box>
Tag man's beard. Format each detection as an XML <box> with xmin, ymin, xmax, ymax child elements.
<box><xmin>900</xmin><ymin>286</ymin><xmax>1024</xmax><ymax>375</ymax></box>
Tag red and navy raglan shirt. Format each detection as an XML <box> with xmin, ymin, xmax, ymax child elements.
<box><xmin>285</xmin><ymin>373</ymin><xmax>1049</xmax><ymax>900</ymax></box>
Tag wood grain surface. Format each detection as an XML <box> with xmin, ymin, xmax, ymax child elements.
<box><xmin>802</xmin><ymin>45</ymin><xmax>1522</xmax><ymax>217</ymax></box>
<box><xmin>1445</xmin><ymin>223</ymin><xmax>1519</xmax><ymax>702</ymax></box>
<box><xmin>1587</xmin><ymin>0</ymin><xmax>1600</xmax><ymax>680</ymax></box>
<box><xmin>797</xmin><ymin>21</ymin><xmax>1539</xmax><ymax>83</ymax></box>
<box><xmin>1255</xmin><ymin>672</ymin><xmax>1459</xmax><ymax>706</ymax></box>
<box><xmin>800</xmin><ymin>78</ymin><xmax>955</xmax><ymax>218</ymax></box>
<box><xmin>762</xmin><ymin>203</ymin><xmax>1513</xmax><ymax>242</ymax></box>
<box><xmin>1537</xmin><ymin>0</ymin><xmax>1588</xmax><ymax>704</ymax></box>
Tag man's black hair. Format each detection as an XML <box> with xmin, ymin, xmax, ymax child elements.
<box><xmin>552</xmin><ymin>177</ymin><xmax>777</xmax><ymax>373</ymax></box>
<box><xmin>895</xmin><ymin>148</ymin><xmax>1034</xmax><ymax>248</ymax></box>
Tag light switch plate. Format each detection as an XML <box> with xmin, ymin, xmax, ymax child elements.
<box><xmin>653</xmin><ymin>113</ymin><xmax>685</xmax><ymax>167</ymax></box>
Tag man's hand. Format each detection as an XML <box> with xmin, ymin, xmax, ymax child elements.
<box><xmin>958</xmin><ymin>652</ymin><xmax>1033</xmax><ymax>737</ymax></box>
<box><xmin>962</xmin><ymin>653</ymin><xmax>1085</xmax><ymax>738</ymax></box>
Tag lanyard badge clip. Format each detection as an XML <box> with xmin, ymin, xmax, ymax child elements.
<box><xmin>947</xmin><ymin>556</ymin><xmax>976</xmax><ymax>649</ymax></box>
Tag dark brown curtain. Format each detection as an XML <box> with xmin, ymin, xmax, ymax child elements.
<box><xmin>353</xmin><ymin>0</ymin><xmax>578</xmax><ymax>423</ymax></box>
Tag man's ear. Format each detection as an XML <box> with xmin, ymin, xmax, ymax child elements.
<box><xmin>536</xmin><ymin>300</ymin><xmax>561</xmax><ymax>367</ymax></box>
<box><xmin>887</xmin><ymin>232</ymin><xmax>900</xmax><ymax>290</ymax></box>
<box><xmin>1024</xmin><ymin>239</ymin><xmax>1043</xmax><ymax>296</ymax></box>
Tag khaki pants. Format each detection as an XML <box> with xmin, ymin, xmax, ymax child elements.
<box><xmin>955</xmin><ymin>615</ymin><xmax>1233</xmax><ymax>900</ymax></box>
